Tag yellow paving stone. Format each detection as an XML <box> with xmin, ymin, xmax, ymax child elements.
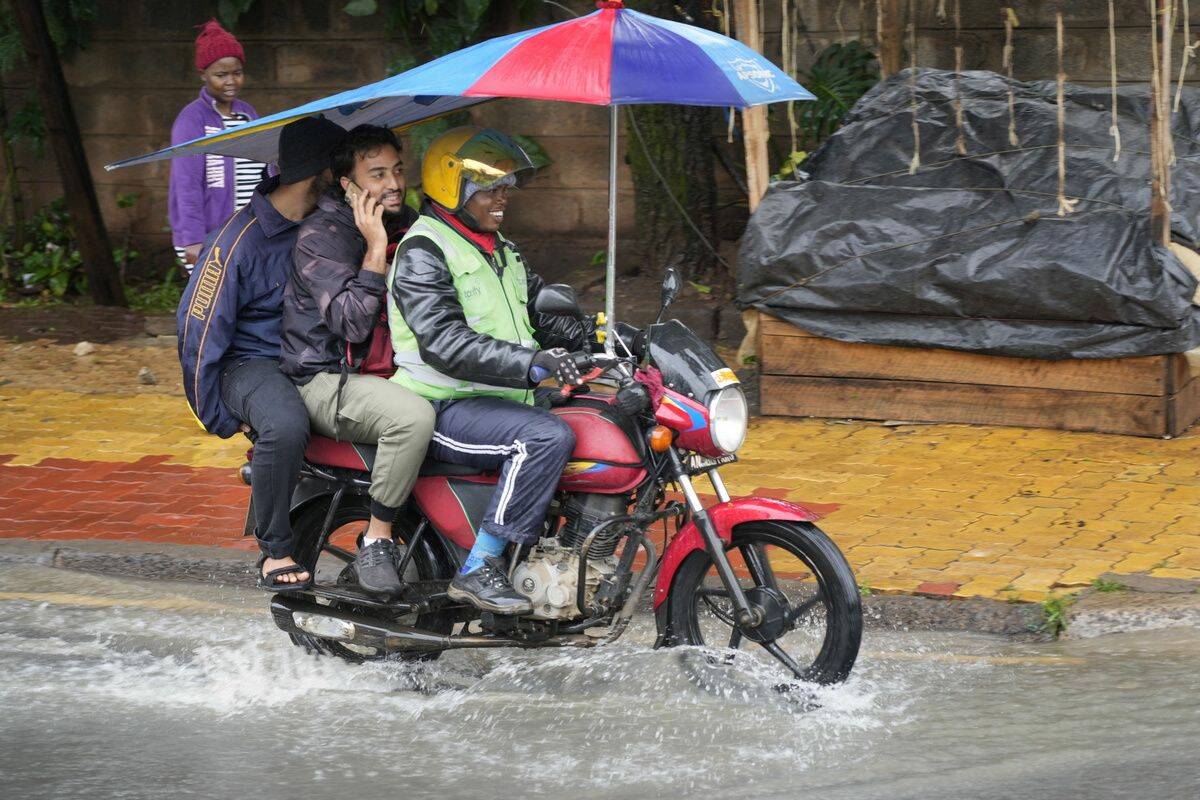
<box><xmin>1166</xmin><ymin>548</ymin><xmax>1200</xmax><ymax>569</ymax></box>
<box><xmin>1010</xmin><ymin>569</ymin><xmax>1066</xmax><ymax>592</ymax></box>
<box><xmin>1148</xmin><ymin>567</ymin><xmax>1200</xmax><ymax>580</ymax></box>
<box><xmin>1110</xmin><ymin>553</ymin><xmax>1172</xmax><ymax>573</ymax></box>
<box><xmin>5</xmin><ymin>345</ymin><xmax>1199</xmax><ymax>604</ymax></box>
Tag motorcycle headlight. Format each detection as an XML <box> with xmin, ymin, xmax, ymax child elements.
<box><xmin>708</xmin><ymin>386</ymin><xmax>748</xmax><ymax>454</ymax></box>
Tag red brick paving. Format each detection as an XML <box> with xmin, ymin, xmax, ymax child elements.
<box><xmin>0</xmin><ymin>456</ymin><xmax>249</xmax><ymax>548</ymax></box>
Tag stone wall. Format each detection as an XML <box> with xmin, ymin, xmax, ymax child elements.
<box><xmin>784</xmin><ymin>1</ymin><xmax>1172</xmax><ymax>83</ymax></box>
<box><xmin>0</xmin><ymin>0</ymin><xmax>1178</xmax><ymax>275</ymax></box>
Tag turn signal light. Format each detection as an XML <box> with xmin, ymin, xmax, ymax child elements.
<box><xmin>648</xmin><ymin>425</ymin><xmax>675</xmax><ymax>452</ymax></box>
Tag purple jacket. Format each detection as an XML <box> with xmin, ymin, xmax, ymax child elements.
<box><xmin>168</xmin><ymin>88</ymin><xmax>261</xmax><ymax>249</ymax></box>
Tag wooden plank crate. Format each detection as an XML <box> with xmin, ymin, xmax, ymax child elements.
<box><xmin>757</xmin><ymin>314</ymin><xmax>1200</xmax><ymax>438</ymax></box>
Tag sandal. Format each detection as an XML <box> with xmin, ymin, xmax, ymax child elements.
<box><xmin>256</xmin><ymin>554</ymin><xmax>314</xmax><ymax>593</ymax></box>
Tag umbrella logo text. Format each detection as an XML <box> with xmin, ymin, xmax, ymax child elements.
<box><xmin>728</xmin><ymin>58</ymin><xmax>777</xmax><ymax>93</ymax></box>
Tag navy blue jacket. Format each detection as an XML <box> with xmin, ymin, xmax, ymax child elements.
<box><xmin>177</xmin><ymin>177</ymin><xmax>302</xmax><ymax>438</ymax></box>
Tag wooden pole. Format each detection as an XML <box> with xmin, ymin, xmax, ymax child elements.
<box><xmin>10</xmin><ymin>0</ymin><xmax>125</xmax><ymax>306</ymax></box>
<box><xmin>878</xmin><ymin>0</ymin><xmax>905</xmax><ymax>79</ymax></box>
<box><xmin>732</xmin><ymin>0</ymin><xmax>769</xmax><ymax>213</ymax></box>
<box><xmin>1150</xmin><ymin>0</ymin><xmax>1173</xmax><ymax>246</ymax></box>
<box><xmin>732</xmin><ymin>0</ymin><xmax>770</xmax><ymax>365</ymax></box>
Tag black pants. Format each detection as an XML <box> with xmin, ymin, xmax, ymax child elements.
<box><xmin>428</xmin><ymin>397</ymin><xmax>575</xmax><ymax>544</ymax></box>
<box><xmin>220</xmin><ymin>358</ymin><xmax>310</xmax><ymax>559</ymax></box>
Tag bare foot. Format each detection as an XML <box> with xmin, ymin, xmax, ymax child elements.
<box><xmin>261</xmin><ymin>556</ymin><xmax>310</xmax><ymax>584</ymax></box>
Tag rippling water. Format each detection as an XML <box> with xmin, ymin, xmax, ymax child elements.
<box><xmin>0</xmin><ymin>564</ymin><xmax>1196</xmax><ymax>800</ymax></box>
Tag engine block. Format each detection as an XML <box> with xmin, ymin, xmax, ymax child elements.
<box><xmin>512</xmin><ymin>538</ymin><xmax>617</xmax><ymax>620</ymax></box>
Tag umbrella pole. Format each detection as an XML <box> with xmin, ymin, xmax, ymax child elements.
<box><xmin>604</xmin><ymin>104</ymin><xmax>618</xmax><ymax>355</ymax></box>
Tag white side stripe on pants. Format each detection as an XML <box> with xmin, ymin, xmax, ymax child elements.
<box><xmin>430</xmin><ymin>432</ymin><xmax>528</xmax><ymax>527</ymax></box>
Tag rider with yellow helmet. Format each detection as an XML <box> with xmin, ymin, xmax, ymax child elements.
<box><xmin>387</xmin><ymin>127</ymin><xmax>591</xmax><ymax>613</ymax></box>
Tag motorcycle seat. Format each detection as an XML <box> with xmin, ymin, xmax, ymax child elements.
<box><xmin>303</xmin><ymin>434</ymin><xmax>480</xmax><ymax>477</ymax></box>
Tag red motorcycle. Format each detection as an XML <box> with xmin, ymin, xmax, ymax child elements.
<box><xmin>257</xmin><ymin>272</ymin><xmax>862</xmax><ymax>684</ymax></box>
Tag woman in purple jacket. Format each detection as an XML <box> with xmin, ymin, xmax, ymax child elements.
<box><xmin>168</xmin><ymin>20</ymin><xmax>267</xmax><ymax>272</ymax></box>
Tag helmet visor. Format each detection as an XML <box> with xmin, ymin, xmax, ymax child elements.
<box><xmin>455</xmin><ymin>130</ymin><xmax>537</xmax><ymax>190</ymax></box>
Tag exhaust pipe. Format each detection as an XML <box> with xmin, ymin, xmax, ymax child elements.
<box><xmin>270</xmin><ymin>596</ymin><xmax>596</xmax><ymax>651</ymax></box>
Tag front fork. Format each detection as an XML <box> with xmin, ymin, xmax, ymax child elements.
<box><xmin>665</xmin><ymin>449</ymin><xmax>763</xmax><ymax>629</ymax></box>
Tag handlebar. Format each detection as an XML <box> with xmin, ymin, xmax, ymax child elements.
<box><xmin>556</xmin><ymin>351</ymin><xmax>636</xmax><ymax>399</ymax></box>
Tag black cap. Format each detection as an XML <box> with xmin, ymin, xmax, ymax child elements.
<box><xmin>277</xmin><ymin>116</ymin><xmax>346</xmax><ymax>184</ymax></box>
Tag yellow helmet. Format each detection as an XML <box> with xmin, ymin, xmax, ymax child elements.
<box><xmin>421</xmin><ymin>126</ymin><xmax>537</xmax><ymax>211</ymax></box>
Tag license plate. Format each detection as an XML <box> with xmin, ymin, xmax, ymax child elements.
<box><xmin>685</xmin><ymin>453</ymin><xmax>737</xmax><ymax>472</ymax></box>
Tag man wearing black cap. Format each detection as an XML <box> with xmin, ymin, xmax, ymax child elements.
<box><xmin>177</xmin><ymin>115</ymin><xmax>347</xmax><ymax>591</ymax></box>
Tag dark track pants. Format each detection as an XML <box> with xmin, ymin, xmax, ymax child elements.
<box><xmin>427</xmin><ymin>397</ymin><xmax>575</xmax><ymax>544</ymax></box>
<box><xmin>219</xmin><ymin>358</ymin><xmax>310</xmax><ymax>559</ymax></box>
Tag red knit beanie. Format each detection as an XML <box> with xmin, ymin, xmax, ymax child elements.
<box><xmin>194</xmin><ymin>19</ymin><xmax>244</xmax><ymax>71</ymax></box>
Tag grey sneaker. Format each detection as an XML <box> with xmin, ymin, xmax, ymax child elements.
<box><xmin>355</xmin><ymin>538</ymin><xmax>404</xmax><ymax>596</ymax></box>
<box><xmin>447</xmin><ymin>556</ymin><xmax>534</xmax><ymax>615</ymax></box>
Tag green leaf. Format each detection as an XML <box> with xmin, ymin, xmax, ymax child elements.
<box><xmin>689</xmin><ymin>281</ymin><xmax>712</xmax><ymax>294</ymax></box>
<box><xmin>425</xmin><ymin>0</ymin><xmax>439</xmax><ymax>15</ymax></box>
<box><xmin>343</xmin><ymin>0</ymin><xmax>379</xmax><ymax>16</ymax></box>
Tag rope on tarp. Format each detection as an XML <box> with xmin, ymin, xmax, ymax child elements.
<box><xmin>1056</xmin><ymin>12</ymin><xmax>1078</xmax><ymax>216</ymax></box>
<box><xmin>907</xmin><ymin>16</ymin><xmax>920</xmax><ymax>174</ymax></box>
<box><xmin>1109</xmin><ymin>0</ymin><xmax>1123</xmax><ymax>161</ymax></box>
<box><xmin>1002</xmin><ymin>7</ymin><xmax>1020</xmax><ymax>147</ymax></box>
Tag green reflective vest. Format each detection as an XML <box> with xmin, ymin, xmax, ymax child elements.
<box><xmin>386</xmin><ymin>214</ymin><xmax>536</xmax><ymax>403</ymax></box>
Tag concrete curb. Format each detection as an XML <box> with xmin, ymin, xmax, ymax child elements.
<box><xmin>13</xmin><ymin>540</ymin><xmax>1194</xmax><ymax>641</ymax></box>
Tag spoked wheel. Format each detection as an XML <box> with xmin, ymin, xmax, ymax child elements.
<box><xmin>666</xmin><ymin>521</ymin><xmax>862</xmax><ymax>685</ymax></box>
<box><xmin>288</xmin><ymin>497</ymin><xmax>455</xmax><ymax>663</ymax></box>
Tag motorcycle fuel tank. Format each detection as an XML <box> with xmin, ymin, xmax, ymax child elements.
<box><xmin>551</xmin><ymin>397</ymin><xmax>647</xmax><ymax>494</ymax></box>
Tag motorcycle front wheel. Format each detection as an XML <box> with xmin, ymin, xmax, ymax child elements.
<box><xmin>666</xmin><ymin>520</ymin><xmax>862</xmax><ymax>685</ymax></box>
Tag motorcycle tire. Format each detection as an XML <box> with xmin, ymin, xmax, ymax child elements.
<box><xmin>287</xmin><ymin>497</ymin><xmax>456</xmax><ymax>663</ymax></box>
<box><xmin>665</xmin><ymin>520</ymin><xmax>862</xmax><ymax>685</ymax></box>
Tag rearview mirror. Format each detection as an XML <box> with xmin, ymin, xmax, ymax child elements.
<box><xmin>534</xmin><ymin>283</ymin><xmax>583</xmax><ymax>318</ymax></box>
<box><xmin>656</xmin><ymin>267</ymin><xmax>681</xmax><ymax>322</ymax></box>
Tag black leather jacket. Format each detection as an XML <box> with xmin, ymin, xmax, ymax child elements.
<box><xmin>389</xmin><ymin>210</ymin><xmax>588</xmax><ymax>389</ymax></box>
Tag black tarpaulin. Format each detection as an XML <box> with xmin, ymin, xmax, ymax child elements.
<box><xmin>737</xmin><ymin>69</ymin><xmax>1200</xmax><ymax>359</ymax></box>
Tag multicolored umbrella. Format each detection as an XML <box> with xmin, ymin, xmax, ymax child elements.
<box><xmin>109</xmin><ymin>1</ymin><xmax>813</xmax><ymax>344</ymax></box>
<box><xmin>109</xmin><ymin>2</ymin><xmax>811</xmax><ymax>168</ymax></box>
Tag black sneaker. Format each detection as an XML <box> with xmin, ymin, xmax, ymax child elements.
<box><xmin>447</xmin><ymin>556</ymin><xmax>534</xmax><ymax>615</ymax></box>
<box><xmin>355</xmin><ymin>538</ymin><xmax>404</xmax><ymax>596</ymax></box>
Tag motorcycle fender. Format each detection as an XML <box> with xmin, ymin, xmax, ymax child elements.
<box><xmin>651</xmin><ymin>497</ymin><xmax>829</xmax><ymax>609</ymax></box>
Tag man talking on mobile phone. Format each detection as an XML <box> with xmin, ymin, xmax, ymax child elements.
<box><xmin>281</xmin><ymin>124</ymin><xmax>430</xmax><ymax>596</ymax></box>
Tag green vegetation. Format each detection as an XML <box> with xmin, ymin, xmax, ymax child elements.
<box><xmin>126</xmin><ymin>268</ymin><xmax>182</xmax><ymax>313</ymax></box>
<box><xmin>858</xmin><ymin>583</ymin><xmax>874</xmax><ymax>597</ymax></box>
<box><xmin>1039</xmin><ymin>595</ymin><xmax>1076</xmax><ymax>637</ymax></box>
<box><xmin>1091</xmin><ymin>577</ymin><xmax>1127</xmax><ymax>593</ymax></box>
<box><xmin>795</xmin><ymin>40</ymin><xmax>879</xmax><ymax>145</ymax></box>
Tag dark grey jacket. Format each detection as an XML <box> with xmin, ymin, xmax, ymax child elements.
<box><xmin>389</xmin><ymin>208</ymin><xmax>589</xmax><ymax>389</ymax></box>
<box><xmin>280</xmin><ymin>194</ymin><xmax>417</xmax><ymax>383</ymax></box>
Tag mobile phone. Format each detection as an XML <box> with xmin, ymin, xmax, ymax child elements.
<box><xmin>344</xmin><ymin>180</ymin><xmax>363</xmax><ymax>204</ymax></box>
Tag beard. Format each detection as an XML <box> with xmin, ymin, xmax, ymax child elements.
<box><xmin>308</xmin><ymin>171</ymin><xmax>333</xmax><ymax>202</ymax></box>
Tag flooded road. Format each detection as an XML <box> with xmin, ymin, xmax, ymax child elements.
<box><xmin>0</xmin><ymin>563</ymin><xmax>1196</xmax><ymax>800</ymax></box>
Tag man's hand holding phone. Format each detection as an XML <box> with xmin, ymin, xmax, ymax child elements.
<box><xmin>347</xmin><ymin>181</ymin><xmax>388</xmax><ymax>274</ymax></box>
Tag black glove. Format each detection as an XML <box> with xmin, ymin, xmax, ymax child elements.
<box><xmin>530</xmin><ymin>347</ymin><xmax>584</xmax><ymax>386</ymax></box>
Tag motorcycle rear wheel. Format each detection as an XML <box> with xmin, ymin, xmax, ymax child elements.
<box><xmin>666</xmin><ymin>521</ymin><xmax>862</xmax><ymax>685</ymax></box>
<box><xmin>288</xmin><ymin>497</ymin><xmax>455</xmax><ymax>663</ymax></box>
